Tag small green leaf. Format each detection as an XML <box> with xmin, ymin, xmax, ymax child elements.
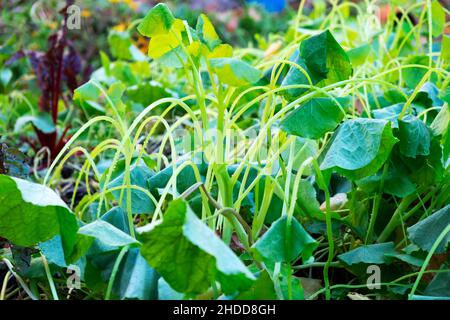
<box><xmin>158</xmin><ymin>278</ymin><xmax>185</xmax><ymax>300</ymax></box>
<box><xmin>0</xmin><ymin>68</ymin><xmax>13</xmax><ymax>86</ymax></box>
<box><xmin>431</xmin><ymin>0</ymin><xmax>445</xmax><ymax>38</ymax></box>
<box><xmin>210</xmin><ymin>58</ymin><xmax>262</xmax><ymax>87</ymax></box>
<box><xmin>280</xmin><ymin>50</ymin><xmax>313</xmax><ymax>100</ymax></box>
<box><xmin>384</xmin><ymin>252</ymin><xmax>424</xmax><ymax>267</ymax></box>
<box><xmin>338</xmin><ymin>242</ymin><xmax>396</xmax><ymax>265</ymax></box>
<box><xmin>108</xmin><ymin>164</ymin><xmax>155</xmax><ymax>215</ymax></box>
<box><xmin>423</xmin><ymin>270</ymin><xmax>450</xmax><ymax>297</ymax></box>
<box><xmin>403</xmin><ymin>56</ymin><xmax>434</xmax><ymax>88</ymax></box>
<box><xmin>372</xmin><ymin>103</ymin><xmax>405</xmax><ymax>128</ymax></box>
<box><xmin>140</xmin><ymin>199</ymin><xmax>255</xmax><ymax>295</ymax></box>
<box><xmin>398</xmin><ymin>115</ymin><xmax>431</xmax><ymax>158</ymax></box>
<box><xmin>137</xmin><ymin>3</ymin><xmax>175</xmax><ymax>37</ymax></box>
<box><xmin>39</xmin><ymin>235</ymin><xmax>67</xmax><ymax>267</ymax></box>
<box><xmin>430</xmin><ymin>103</ymin><xmax>449</xmax><ymax>136</ymax></box>
<box><xmin>347</xmin><ymin>44</ymin><xmax>372</xmax><ymax>66</ymax></box>
<box><xmin>296</xmin><ymin>180</ymin><xmax>323</xmax><ymax>218</ymax></box>
<box><xmin>408</xmin><ymin>205</ymin><xmax>450</xmax><ymax>254</ymax></box>
<box><xmin>196</xmin><ymin>14</ymin><xmax>220</xmax><ymax>49</ymax></box>
<box><xmin>147</xmin><ymin>161</ymin><xmax>207</xmax><ymax>195</ymax></box>
<box><xmin>14</xmin><ymin>112</ymin><xmax>56</xmax><ymax>134</ymax></box>
<box><xmin>107</xmin><ymin>31</ymin><xmax>133</xmax><ymax>60</ymax></box>
<box><xmin>236</xmin><ymin>271</ymin><xmax>277</xmax><ymax>300</ymax></box>
<box><xmin>356</xmin><ymin>160</ymin><xmax>416</xmax><ymax>197</ymax></box>
<box><xmin>252</xmin><ymin>216</ymin><xmax>318</xmax><ymax>263</ymax></box>
<box><xmin>281</xmin><ymin>138</ymin><xmax>318</xmax><ymax>176</ymax></box>
<box><xmin>414</xmin><ymin>82</ymin><xmax>443</xmax><ymax>108</ymax></box>
<box><xmin>74</xmin><ymin>80</ymin><xmax>102</xmax><ymax>101</ymax></box>
<box><xmin>78</xmin><ymin>220</ymin><xmax>138</xmax><ymax>247</ymax></box>
<box><xmin>280</xmin><ymin>97</ymin><xmax>349</xmax><ymax>139</ymax></box>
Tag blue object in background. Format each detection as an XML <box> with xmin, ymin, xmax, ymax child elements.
<box><xmin>248</xmin><ymin>0</ymin><xmax>286</xmax><ymax>13</ymax></box>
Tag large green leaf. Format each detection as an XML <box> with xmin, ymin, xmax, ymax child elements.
<box><xmin>0</xmin><ymin>175</ymin><xmax>78</xmax><ymax>256</ymax></box>
<box><xmin>252</xmin><ymin>215</ymin><xmax>318</xmax><ymax>263</ymax></box>
<box><xmin>299</xmin><ymin>30</ymin><xmax>352</xmax><ymax>85</ymax></box>
<box><xmin>210</xmin><ymin>58</ymin><xmax>262</xmax><ymax>87</ymax></box>
<box><xmin>140</xmin><ymin>199</ymin><xmax>255</xmax><ymax>295</ymax></box>
<box><xmin>338</xmin><ymin>242</ymin><xmax>397</xmax><ymax>265</ymax></box>
<box><xmin>320</xmin><ymin>118</ymin><xmax>398</xmax><ymax>180</ymax></box>
<box><xmin>407</xmin><ymin>205</ymin><xmax>450</xmax><ymax>254</ymax></box>
<box><xmin>137</xmin><ymin>3</ymin><xmax>175</xmax><ymax>37</ymax></box>
<box><xmin>398</xmin><ymin>115</ymin><xmax>431</xmax><ymax>158</ymax></box>
<box><xmin>280</xmin><ymin>97</ymin><xmax>349</xmax><ymax>139</ymax></box>
<box><xmin>280</xmin><ymin>31</ymin><xmax>352</xmax><ymax>101</ymax></box>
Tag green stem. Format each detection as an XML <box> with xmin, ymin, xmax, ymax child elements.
<box><xmin>0</xmin><ymin>271</ymin><xmax>11</xmax><ymax>300</ymax></box>
<box><xmin>105</xmin><ymin>245</ymin><xmax>129</xmax><ymax>300</ymax></box>
<box><xmin>312</xmin><ymin>160</ymin><xmax>334</xmax><ymax>300</ymax></box>
<box><xmin>365</xmin><ymin>163</ymin><xmax>389</xmax><ymax>243</ymax></box>
<box><xmin>377</xmin><ymin>188</ymin><xmax>426</xmax><ymax>243</ymax></box>
<box><xmin>41</xmin><ymin>254</ymin><xmax>58</xmax><ymax>300</ymax></box>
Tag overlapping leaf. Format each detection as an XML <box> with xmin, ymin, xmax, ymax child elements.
<box><xmin>140</xmin><ymin>199</ymin><xmax>255</xmax><ymax>295</ymax></box>
<box><xmin>320</xmin><ymin>118</ymin><xmax>398</xmax><ymax>180</ymax></box>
